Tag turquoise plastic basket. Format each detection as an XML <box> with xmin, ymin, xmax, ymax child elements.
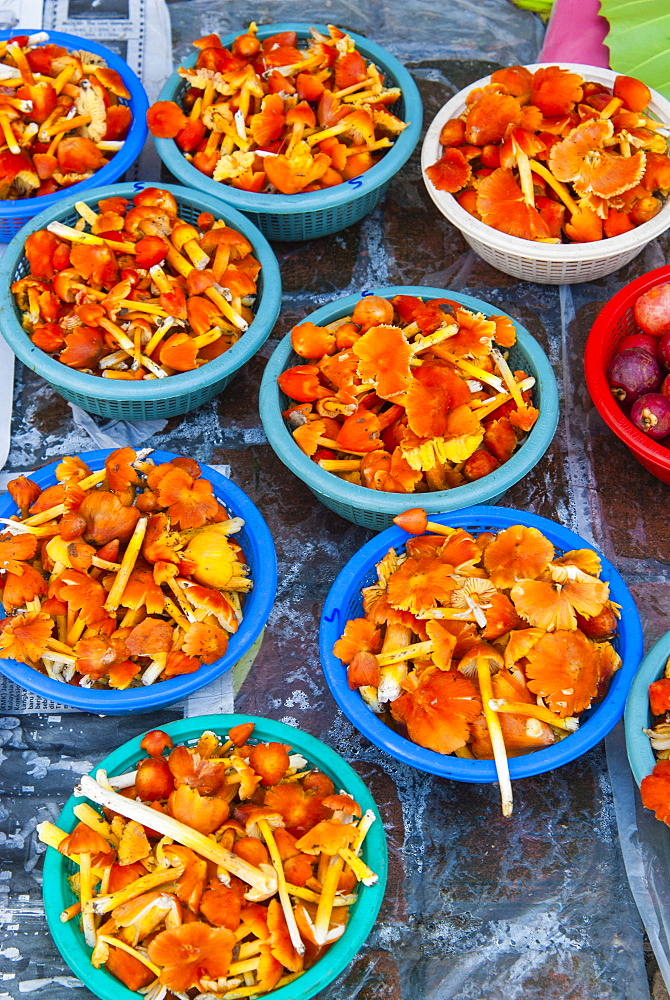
<box><xmin>0</xmin><ymin>30</ymin><xmax>148</xmax><ymax>241</ymax></box>
<box><xmin>259</xmin><ymin>286</ymin><xmax>560</xmax><ymax>530</ymax></box>
<box><xmin>0</xmin><ymin>181</ymin><xmax>282</xmax><ymax>420</ymax></box>
<box><xmin>625</xmin><ymin>631</ymin><xmax>670</xmax><ymax>787</ymax></box>
<box><xmin>154</xmin><ymin>23</ymin><xmax>423</xmax><ymax>241</ymax></box>
<box><xmin>0</xmin><ymin>450</ymin><xmax>277</xmax><ymax>715</ymax></box>
<box><xmin>320</xmin><ymin>507</ymin><xmax>643</xmax><ymax>781</ymax></box>
<box><xmin>43</xmin><ymin>714</ymin><xmax>388</xmax><ymax>1000</ymax></box>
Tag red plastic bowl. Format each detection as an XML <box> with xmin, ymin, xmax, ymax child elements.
<box><xmin>585</xmin><ymin>264</ymin><xmax>670</xmax><ymax>484</ymax></box>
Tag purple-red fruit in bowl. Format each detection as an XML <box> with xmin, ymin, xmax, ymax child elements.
<box><xmin>657</xmin><ymin>332</ymin><xmax>670</xmax><ymax>370</ymax></box>
<box><xmin>630</xmin><ymin>393</ymin><xmax>670</xmax><ymax>440</ymax></box>
<box><xmin>662</xmin><ymin>374</ymin><xmax>670</xmax><ymax>400</ymax></box>
<box><xmin>634</xmin><ymin>283</ymin><xmax>670</xmax><ymax>336</ymax></box>
<box><xmin>606</xmin><ymin>348</ymin><xmax>661</xmax><ymax>406</ymax></box>
<box><xmin>616</xmin><ymin>333</ymin><xmax>659</xmax><ymax>358</ymax></box>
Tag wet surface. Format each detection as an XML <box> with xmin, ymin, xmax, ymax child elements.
<box><xmin>1</xmin><ymin>1</ymin><xmax>669</xmax><ymax>997</ymax></box>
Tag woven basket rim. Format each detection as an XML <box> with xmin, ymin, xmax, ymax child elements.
<box><xmin>0</xmin><ymin>181</ymin><xmax>282</xmax><ymax>402</ymax></box>
<box><xmin>421</xmin><ymin>62</ymin><xmax>670</xmax><ymax>264</ymax></box>
<box><xmin>154</xmin><ymin>21</ymin><xmax>423</xmax><ymax>217</ymax></box>
<box><xmin>43</xmin><ymin>713</ymin><xmax>387</xmax><ymax>1000</ymax></box>
<box><xmin>259</xmin><ymin>284</ymin><xmax>560</xmax><ymax>516</ymax></box>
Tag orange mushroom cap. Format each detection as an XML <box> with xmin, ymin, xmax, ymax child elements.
<box><xmin>426</xmin><ymin>147</ymin><xmax>472</xmax><ymax>193</ymax></box>
<box><xmin>391</xmin><ymin>670</ymin><xmax>482</xmax><ymax>754</ymax></box>
<box><xmin>0</xmin><ymin>611</ymin><xmax>53</xmax><ymax>663</ymax></box>
<box><xmin>147</xmin><ymin>922</ymin><xmax>236</xmax><ymax>992</ymax></box>
<box><xmin>147</xmin><ymin>100</ymin><xmax>188</xmax><ymax>138</ymax></box>
<box><xmin>549</xmin><ymin>118</ymin><xmax>646</xmax><ymax>199</ymax></box>
<box><xmin>525</xmin><ymin>629</ymin><xmax>599</xmax><ymax>716</ymax></box>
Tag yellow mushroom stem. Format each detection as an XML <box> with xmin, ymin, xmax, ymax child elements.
<box><xmin>193</xmin><ymin>328</ymin><xmax>223</xmax><ymax>350</ymax></box>
<box><xmin>414</xmin><ymin>607</ymin><xmax>478</xmax><ymax>621</ymax></box>
<box><xmin>409</xmin><ymin>324</ymin><xmax>459</xmax><ymax>355</ymax></box>
<box><xmin>488</xmin><ymin>699</ymin><xmax>579</xmax><ymax>732</ymax></box>
<box><xmin>46</xmin><ymin>220</ymin><xmax>138</xmax><ymax>255</ymax></box>
<box><xmin>53</xmin><ymin>62</ymin><xmax>76</xmax><ymax>94</ymax></box>
<box><xmin>491</xmin><ymin>348</ymin><xmax>526</xmax><ymax>410</ymax></box>
<box><xmin>104</xmin><ymin>516</ymin><xmax>148</xmax><ymax>612</ymax></box>
<box><xmin>66</xmin><ymin>615</ymin><xmax>87</xmax><ymax>647</ymax></box>
<box><xmin>437</xmin><ymin>351</ymin><xmax>505</xmax><ymax>393</ymax></box>
<box><xmin>377</xmin><ymin>623</ymin><xmax>413</xmax><ymax>705</ymax></box>
<box><xmin>284</xmin><ymin>883</ymin><xmax>357</xmax><ymax>906</ymax></box>
<box><xmin>256</xmin><ymin>818</ymin><xmax>305</xmax><ymax>955</ymax></box>
<box><xmin>306</xmin><ymin>122</ymin><xmax>349</xmax><ymax>146</ymax></box>
<box><xmin>163</xmin><ymin>593</ymin><xmax>191</xmax><ymax>630</ymax></box>
<box><xmin>73</xmin><ymin>802</ymin><xmax>119</xmax><ymax>847</ymax></box>
<box><xmin>313</xmin><ymin>855</ymin><xmax>344</xmax><ymax>946</ymax></box>
<box><xmin>513</xmin><ymin>140</ymin><xmax>535</xmax><ymax>207</ymax></box>
<box><xmin>165</xmin><ymin>246</ymin><xmax>247</xmax><ymax>331</ymax></box>
<box><xmin>116</xmin><ymin>299</ymin><xmax>168</xmax><ymax>317</ymax></box>
<box><xmin>527</xmin><ymin>160</ymin><xmax>580</xmax><ymax>215</ymax></box>
<box><xmin>0</xmin><ymin>111</ymin><xmax>19</xmax><ymax>153</ymax></box>
<box><xmin>43</xmin><ymin>112</ymin><xmax>93</xmax><ymax>138</ymax></box>
<box><xmin>454</xmin><ymin>744</ymin><xmax>475</xmax><ymax>759</ymax></box>
<box><xmin>98</xmin><ymin>318</ymin><xmax>167</xmax><ymax>378</ymax></box>
<box><xmin>7</xmin><ymin>43</ymin><xmax>35</xmax><ymax>84</ymax></box>
<box><xmin>318</xmin><ymin>459</ymin><xmax>361</xmax><ymax>472</ymax></box>
<box><xmin>60</xmin><ymin>901</ymin><xmax>82</xmax><ymax>923</ymax></box>
<box><xmin>477</xmin><ymin>659</ymin><xmax>513</xmax><ymax>817</ymax></box>
<box><xmin>78</xmin><ymin>772</ymin><xmax>277</xmax><ymax>898</ymax></box>
<box><xmin>91</xmin><ymin>555</ymin><xmax>122</xmax><ymax>572</ymax></box>
<box><xmin>75</xmin><ymin>201</ymin><xmax>98</xmax><ymax>226</ymax></box>
<box><xmin>95</xmin><ymin>936</ymin><xmax>161</xmax><ymax>976</ymax></box>
<box><xmin>337</xmin><ymin>847</ymin><xmax>378</xmax><ymax>885</ymax></box>
<box><xmin>144</xmin><ymin>318</ymin><xmax>176</xmax><ymax>357</ymax></box>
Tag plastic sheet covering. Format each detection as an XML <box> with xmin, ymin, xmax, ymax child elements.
<box><xmin>608</xmin><ymin>723</ymin><xmax>670</xmax><ymax>991</ymax></box>
<box><xmin>1</xmin><ymin>0</ymin><xmax>669</xmax><ymax>997</ymax></box>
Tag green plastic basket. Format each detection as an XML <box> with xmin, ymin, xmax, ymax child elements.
<box><xmin>43</xmin><ymin>714</ymin><xmax>388</xmax><ymax>1000</ymax></box>
<box><xmin>625</xmin><ymin>631</ymin><xmax>670</xmax><ymax>787</ymax></box>
<box><xmin>0</xmin><ymin>182</ymin><xmax>282</xmax><ymax>420</ymax></box>
<box><xmin>259</xmin><ymin>285</ymin><xmax>560</xmax><ymax>530</ymax></box>
<box><xmin>154</xmin><ymin>23</ymin><xmax>423</xmax><ymax>242</ymax></box>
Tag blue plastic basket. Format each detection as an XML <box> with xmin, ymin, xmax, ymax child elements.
<box><xmin>625</xmin><ymin>632</ymin><xmax>670</xmax><ymax>786</ymax></box>
<box><xmin>0</xmin><ymin>181</ymin><xmax>282</xmax><ymax>420</ymax></box>
<box><xmin>259</xmin><ymin>286</ymin><xmax>560</xmax><ymax>530</ymax></box>
<box><xmin>319</xmin><ymin>506</ymin><xmax>643</xmax><ymax>782</ymax></box>
<box><xmin>43</xmin><ymin>714</ymin><xmax>387</xmax><ymax>1000</ymax></box>
<box><xmin>0</xmin><ymin>30</ymin><xmax>148</xmax><ymax>241</ymax></box>
<box><xmin>0</xmin><ymin>449</ymin><xmax>277</xmax><ymax>715</ymax></box>
<box><xmin>154</xmin><ymin>23</ymin><xmax>423</xmax><ymax>241</ymax></box>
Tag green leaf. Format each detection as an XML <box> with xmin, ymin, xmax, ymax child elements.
<box><xmin>601</xmin><ymin>0</ymin><xmax>670</xmax><ymax>100</ymax></box>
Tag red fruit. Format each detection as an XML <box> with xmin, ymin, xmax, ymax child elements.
<box><xmin>630</xmin><ymin>392</ymin><xmax>670</xmax><ymax>440</ymax></box>
<box><xmin>658</xmin><ymin>331</ymin><xmax>670</xmax><ymax>371</ymax></box>
<box><xmin>662</xmin><ymin>374</ymin><xmax>670</xmax><ymax>400</ymax></box>
<box><xmin>606</xmin><ymin>348</ymin><xmax>661</xmax><ymax>406</ymax></box>
<box><xmin>634</xmin><ymin>283</ymin><xmax>670</xmax><ymax>336</ymax></box>
<box><xmin>615</xmin><ymin>333</ymin><xmax>659</xmax><ymax>358</ymax></box>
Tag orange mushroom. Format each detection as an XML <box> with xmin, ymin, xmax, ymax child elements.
<box><xmin>549</xmin><ymin>118</ymin><xmax>646</xmax><ymax>199</ymax></box>
<box><xmin>147</xmin><ymin>922</ymin><xmax>236</xmax><ymax>991</ymax></box>
<box><xmin>391</xmin><ymin>669</ymin><xmax>482</xmax><ymax>754</ymax></box>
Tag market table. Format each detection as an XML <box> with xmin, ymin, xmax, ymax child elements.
<box><xmin>1</xmin><ymin>1</ymin><xmax>669</xmax><ymax>998</ymax></box>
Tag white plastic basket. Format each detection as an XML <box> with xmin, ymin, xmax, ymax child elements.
<box><xmin>421</xmin><ymin>63</ymin><xmax>670</xmax><ymax>285</ymax></box>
